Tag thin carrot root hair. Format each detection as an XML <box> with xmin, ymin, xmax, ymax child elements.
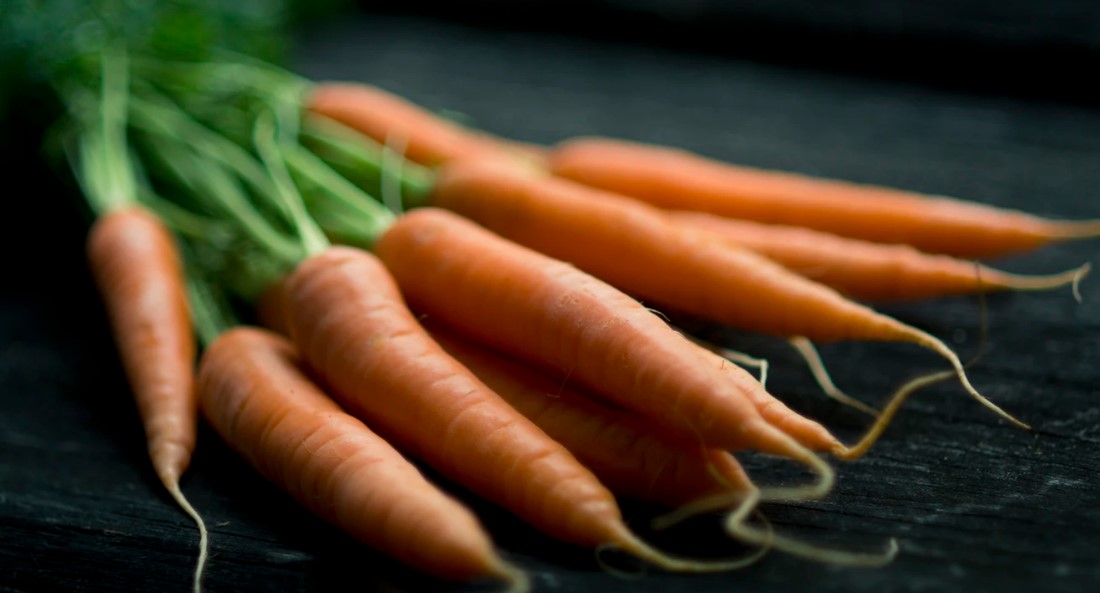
<box><xmin>787</xmin><ymin>337</ymin><xmax>879</xmax><ymax>418</ymax></box>
<box><xmin>683</xmin><ymin>333</ymin><xmax>769</xmax><ymax>386</ymax></box>
<box><xmin>1047</xmin><ymin>219</ymin><xmax>1100</xmax><ymax>241</ymax></box>
<box><xmin>723</xmin><ymin>488</ymin><xmax>899</xmax><ymax>568</ymax></box>
<box><xmin>593</xmin><ymin>510</ymin><xmax>773</xmax><ymax>578</ymax></box>
<box><xmin>833</xmin><ymin>369</ymin><xmax>956</xmax><ymax>460</ymax></box>
<box><xmin>596</xmin><ymin>519</ymin><xmax>770</xmax><ymax>573</ymax></box>
<box><xmin>997</xmin><ymin>261</ymin><xmax>1091</xmax><ymax>299</ymax></box>
<box><xmin>651</xmin><ymin>428</ymin><xmax>835</xmax><ymax>532</ymax></box>
<box><xmin>1072</xmin><ymin>263</ymin><xmax>1089</xmax><ymax>303</ymax></box>
<box><xmin>164</xmin><ymin>482</ymin><xmax>209</xmax><ymax>593</ymax></box>
<box><xmin>905</xmin><ymin>327</ymin><xmax>1029</xmax><ymax>429</ymax></box>
<box><xmin>489</xmin><ymin>560</ymin><xmax>531</xmax><ymax>593</ymax></box>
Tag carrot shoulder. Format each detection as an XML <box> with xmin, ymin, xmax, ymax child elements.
<box><xmin>196</xmin><ymin>327</ymin><xmax>522</xmax><ymax>586</ymax></box>
<box><xmin>281</xmin><ymin>245</ymin><xmax>735</xmax><ymax>571</ymax></box>
<box><xmin>548</xmin><ymin>137</ymin><xmax>1100</xmax><ymax>258</ymax></box>
<box><xmin>668</xmin><ymin>210</ymin><xmax>1089</xmax><ymax>302</ymax></box>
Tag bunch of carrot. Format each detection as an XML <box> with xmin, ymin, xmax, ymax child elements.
<box><xmin>61</xmin><ymin>44</ymin><xmax>1098</xmax><ymax>593</ymax></box>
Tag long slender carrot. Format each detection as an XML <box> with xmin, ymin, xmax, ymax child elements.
<box><xmin>281</xmin><ymin>245</ymin><xmax>755</xmax><ymax>571</ymax></box>
<box><xmin>426</xmin><ymin>323</ymin><xmax>755</xmax><ymax>508</ymax></box>
<box><xmin>86</xmin><ymin>207</ymin><xmax>209</xmax><ymax>588</ymax></box>
<box><xmin>195</xmin><ymin>327</ymin><xmax>525</xmax><ymax>587</ymax></box>
<box><xmin>547</xmin><ymin>137</ymin><xmax>1100</xmax><ymax>259</ymax></box>
<box><xmin>66</xmin><ymin>47</ymin><xmax>211</xmax><ymax>593</ymax></box>
<box><xmin>419</xmin><ymin>160</ymin><xmax>1027</xmax><ymax>430</ymax></box>
<box><xmin>669</xmin><ymin>210</ymin><xmax>1090</xmax><ymax>302</ymax></box>
<box><xmin>308</xmin><ymin>82</ymin><xmax>543</xmax><ymax>168</ymax></box>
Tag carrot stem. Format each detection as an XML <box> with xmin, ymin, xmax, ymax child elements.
<box><xmin>300</xmin><ymin>112</ymin><xmax>435</xmax><ymax>206</ymax></box>
<box><xmin>252</xmin><ymin>110</ymin><xmax>329</xmax><ymax>256</ymax></box>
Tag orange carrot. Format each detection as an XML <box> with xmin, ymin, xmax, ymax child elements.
<box><xmin>89</xmin><ymin>208</ymin><xmax>196</xmax><ymax>511</ymax></box>
<box><xmin>371</xmin><ymin>209</ymin><xmax>835</xmax><ymax>482</ymax></box>
<box><xmin>426</xmin><ymin>324</ymin><xmax>755</xmax><ymax>508</ymax></box>
<box><xmin>308</xmin><ymin>83</ymin><xmax>544</xmax><ymax>168</ymax></box>
<box><xmin>669</xmin><ymin>210</ymin><xmax>1090</xmax><ymax>302</ymax></box>
<box><xmin>422</xmin><ymin>160</ymin><xmax>1027</xmax><ymax>431</ymax></box>
<box><xmin>86</xmin><ymin>207</ymin><xmax>208</xmax><ymax>589</ymax></box>
<box><xmin>281</xmin><ymin>244</ymin><xmax>747</xmax><ymax>571</ymax></box>
<box><xmin>548</xmin><ymin>137</ymin><xmax>1100</xmax><ymax>258</ymax></box>
<box><xmin>195</xmin><ymin>327</ymin><xmax>525</xmax><ymax>587</ymax></box>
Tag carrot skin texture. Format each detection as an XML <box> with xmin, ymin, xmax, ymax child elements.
<box><xmin>308</xmin><ymin>83</ymin><xmax>544</xmax><ymax>168</ymax></box>
<box><xmin>372</xmin><ymin>208</ymin><xmax>816</xmax><ymax>460</ymax></box>
<box><xmin>196</xmin><ymin>328</ymin><xmax>509</xmax><ymax>582</ymax></box>
<box><xmin>426</xmin><ymin>160</ymin><xmax>918</xmax><ymax>345</ymax></box>
<box><xmin>549</xmin><ymin>137</ymin><xmax>1100</xmax><ymax>258</ymax></box>
<box><xmin>282</xmin><ymin>246</ymin><xmax>633</xmax><ymax>549</ymax></box>
<box><xmin>703</xmin><ymin>349</ymin><xmax>840</xmax><ymax>453</ymax></box>
<box><xmin>428</xmin><ymin>325</ymin><xmax>755</xmax><ymax>507</ymax></box>
<box><xmin>670</xmin><ymin>210</ymin><xmax>1087</xmax><ymax>302</ymax></box>
<box><xmin>86</xmin><ymin>207</ymin><xmax>196</xmax><ymax>488</ymax></box>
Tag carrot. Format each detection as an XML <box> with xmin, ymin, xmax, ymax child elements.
<box><xmin>419</xmin><ymin>160</ymin><xmax>1028</xmax><ymax>431</ymax></box>
<box><xmin>308</xmin><ymin>82</ymin><xmax>544</xmax><ymax>168</ymax></box>
<box><xmin>669</xmin><ymin>210</ymin><xmax>1090</xmax><ymax>302</ymax></box>
<box><xmin>369</xmin><ymin>209</ymin><xmax>836</xmax><ymax>498</ymax></box>
<box><xmin>88</xmin><ymin>207</ymin><xmax>198</xmax><ymax>507</ymax></box>
<box><xmin>66</xmin><ymin>48</ymin><xmax>210</xmax><ymax>593</ymax></box>
<box><xmin>547</xmin><ymin>137</ymin><xmax>1100</xmax><ymax>259</ymax></box>
<box><xmin>425</xmin><ymin>323</ymin><xmax>756</xmax><ymax>508</ymax></box>
<box><xmin>438</xmin><ymin>330</ymin><xmax>894</xmax><ymax>569</ymax></box>
<box><xmin>195</xmin><ymin>327</ymin><xmax>525</xmax><ymax>587</ymax></box>
<box><xmin>281</xmin><ymin>243</ymin><xmax>753</xmax><ymax>571</ymax></box>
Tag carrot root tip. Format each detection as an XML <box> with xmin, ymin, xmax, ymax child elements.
<box><xmin>788</xmin><ymin>337</ymin><xmax>879</xmax><ymax>418</ymax></box>
<box><xmin>166</xmin><ymin>481</ymin><xmax>209</xmax><ymax>593</ymax></box>
<box><xmin>607</xmin><ymin>522</ymin><xmax>767</xmax><ymax>573</ymax></box>
<box><xmin>920</xmin><ymin>332</ymin><xmax>1031</xmax><ymax>430</ymax></box>
<box><xmin>725</xmin><ymin>507</ymin><xmax>899</xmax><ymax>568</ymax></box>
<box><xmin>833</xmin><ymin>369</ymin><xmax>955</xmax><ymax>461</ymax></box>
<box><xmin>490</xmin><ymin>560</ymin><xmax>531</xmax><ymax>593</ymax></box>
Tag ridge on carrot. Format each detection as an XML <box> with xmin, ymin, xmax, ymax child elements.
<box><xmin>547</xmin><ymin>136</ymin><xmax>1100</xmax><ymax>259</ymax></box>
<box><xmin>61</xmin><ymin>48</ymin><xmax>209</xmax><ymax>593</ymax></box>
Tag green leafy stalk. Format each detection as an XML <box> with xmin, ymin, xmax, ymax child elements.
<box><xmin>300</xmin><ymin>113</ymin><xmax>436</xmax><ymax>209</ymax></box>
<box><xmin>253</xmin><ymin>110</ymin><xmax>329</xmax><ymax>256</ymax></box>
<box><xmin>283</xmin><ymin>142</ymin><xmax>397</xmax><ymax>247</ymax></box>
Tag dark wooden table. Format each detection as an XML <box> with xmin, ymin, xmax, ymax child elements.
<box><xmin>3</xmin><ymin>10</ymin><xmax>1099</xmax><ymax>593</ymax></box>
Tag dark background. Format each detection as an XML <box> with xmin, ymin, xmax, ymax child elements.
<box><xmin>3</xmin><ymin>2</ymin><xmax>1100</xmax><ymax>592</ymax></box>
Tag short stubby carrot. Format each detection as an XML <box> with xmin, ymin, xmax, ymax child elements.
<box><xmin>428</xmin><ymin>324</ymin><xmax>756</xmax><ymax>508</ymax></box>
<box><xmin>423</xmin><ymin>160</ymin><xmax>1027</xmax><ymax>430</ymax></box>
<box><xmin>308</xmin><ymin>82</ymin><xmax>544</xmax><ymax>168</ymax></box>
<box><xmin>670</xmin><ymin>210</ymin><xmax>1090</xmax><ymax>302</ymax></box>
<box><xmin>548</xmin><ymin>137</ymin><xmax>1100</xmax><ymax>258</ymax></box>
<box><xmin>195</xmin><ymin>327</ymin><xmax>523</xmax><ymax>586</ymax></box>
<box><xmin>280</xmin><ymin>245</ymin><xmax>739</xmax><ymax>571</ymax></box>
